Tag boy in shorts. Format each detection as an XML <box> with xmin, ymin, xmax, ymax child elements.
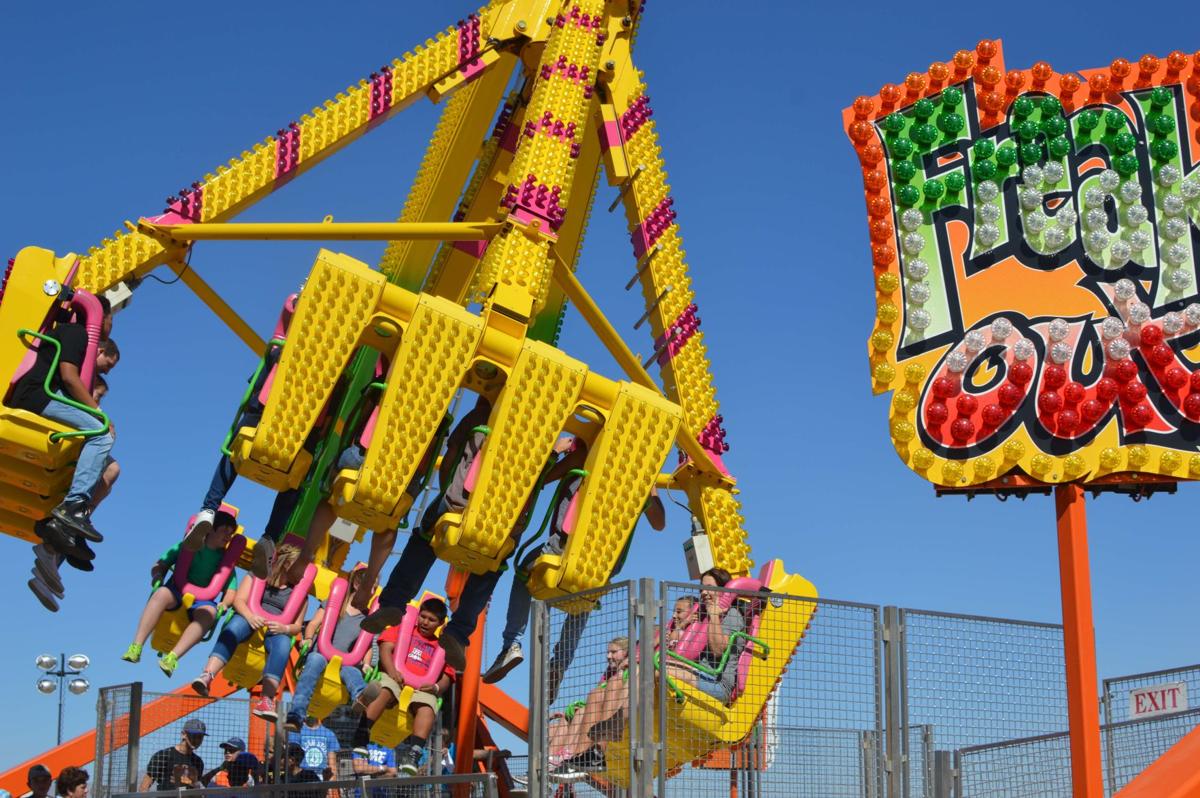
<box><xmin>353</xmin><ymin>597</ymin><xmax>455</xmax><ymax>775</ymax></box>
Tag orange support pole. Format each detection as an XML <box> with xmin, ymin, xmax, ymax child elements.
<box><xmin>1055</xmin><ymin>484</ymin><xmax>1103</xmax><ymax>798</ymax></box>
<box><xmin>454</xmin><ymin>608</ymin><xmax>486</xmax><ymax>778</ymax></box>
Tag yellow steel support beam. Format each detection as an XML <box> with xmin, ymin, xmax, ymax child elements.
<box><xmin>549</xmin><ymin>252</ymin><xmax>729</xmax><ymax>485</ymax></box>
<box><xmin>140</xmin><ymin>221</ymin><xmax>502</xmax><ymax>243</ymax></box>
<box><xmin>168</xmin><ymin>260</ymin><xmax>267</xmax><ymax>355</ymax></box>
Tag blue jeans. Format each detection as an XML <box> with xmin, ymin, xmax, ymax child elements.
<box><xmin>42</xmin><ymin>399</ymin><xmax>114</xmax><ymax>505</ymax></box>
<box><xmin>501</xmin><ymin>536</ymin><xmax>562</xmax><ymax>648</ymax></box>
<box><xmin>201</xmin><ymin>407</ymin><xmax>261</xmax><ymax>512</ymax></box>
<box><xmin>290</xmin><ymin>651</ymin><xmax>366</xmax><ymax>718</ymax></box>
<box><xmin>378</xmin><ymin>499</ymin><xmax>513</xmax><ymax>646</ymax></box>
<box><xmin>210</xmin><ymin>615</ymin><xmax>293</xmax><ymax>683</ymax></box>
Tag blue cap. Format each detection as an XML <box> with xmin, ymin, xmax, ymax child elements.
<box><xmin>183</xmin><ymin>718</ymin><xmax>207</xmax><ymax>736</ymax></box>
<box><xmin>220</xmin><ymin>737</ymin><xmax>246</xmax><ymax>752</ymax></box>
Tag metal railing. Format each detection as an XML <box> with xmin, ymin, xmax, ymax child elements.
<box><xmin>114</xmin><ymin>773</ymin><xmax>498</xmax><ymax>798</ymax></box>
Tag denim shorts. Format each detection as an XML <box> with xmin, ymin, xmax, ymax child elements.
<box><xmin>693</xmin><ymin>671</ymin><xmax>731</xmax><ymax>704</ymax></box>
<box><xmin>338</xmin><ymin>445</ymin><xmax>366</xmax><ymax>470</ymax></box>
<box><xmin>165</xmin><ymin>583</ymin><xmax>218</xmax><ymax>616</ymax></box>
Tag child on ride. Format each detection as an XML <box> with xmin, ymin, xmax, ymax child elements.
<box><xmin>121</xmin><ymin>510</ymin><xmax>241</xmax><ymax>675</ymax></box>
<box><xmin>663</xmin><ymin>568</ymin><xmax>745</xmax><ymax>705</ymax></box>
<box><xmin>353</xmin><ymin>597</ymin><xmax>455</xmax><ymax>776</ymax></box>
<box><xmin>11</xmin><ymin>297</ymin><xmax>118</xmax><ymax>544</ymax></box>
<box><xmin>189</xmin><ymin>544</ymin><xmax>310</xmax><ymax>722</ymax></box>
<box><xmin>548</xmin><ymin>636</ymin><xmax>631</xmax><ymax>781</ymax></box>
<box><xmin>283</xmin><ymin>567</ymin><xmax>376</xmax><ymax>731</ymax></box>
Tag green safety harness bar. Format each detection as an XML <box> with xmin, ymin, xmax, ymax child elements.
<box><xmin>656</xmin><ymin>629</ymin><xmax>770</xmax><ymax>704</ymax></box>
<box><xmin>17</xmin><ymin>329</ymin><xmax>110</xmax><ymax>441</ymax></box>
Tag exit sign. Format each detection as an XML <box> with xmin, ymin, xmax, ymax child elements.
<box><xmin>1129</xmin><ymin>682</ymin><xmax>1188</xmax><ymax>720</ymax></box>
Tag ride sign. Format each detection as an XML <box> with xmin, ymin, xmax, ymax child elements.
<box><xmin>844</xmin><ymin>42</ymin><xmax>1200</xmax><ymax>488</ymax></box>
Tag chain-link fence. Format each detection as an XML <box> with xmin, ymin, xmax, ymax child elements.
<box><xmin>1103</xmin><ymin>663</ymin><xmax>1200</xmax><ymax>724</ymax></box>
<box><xmin>954</xmin><ymin>707</ymin><xmax>1200</xmax><ymax>797</ymax></box>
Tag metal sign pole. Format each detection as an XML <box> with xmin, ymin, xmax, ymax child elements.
<box><xmin>1055</xmin><ymin>485</ymin><xmax>1103</xmax><ymax>798</ymax></box>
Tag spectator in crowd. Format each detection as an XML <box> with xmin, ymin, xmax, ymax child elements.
<box><xmin>288</xmin><ymin>715</ymin><xmax>340</xmax><ymax>777</ymax></box>
<box><xmin>54</xmin><ymin>767</ymin><xmax>88</xmax><ymax>798</ymax></box>
<box><xmin>283</xmin><ymin>742</ymin><xmax>321</xmax><ymax>787</ymax></box>
<box><xmin>26</xmin><ymin>765</ymin><xmax>52</xmax><ymax>798</ymax></box>
<box><xmin>202</xmin><ymin>737</ymin><xmax>259</xmax><ymax>786</ymax></box>
<box><xmin>140</xmin><ymin>718</ymin><xmax>205</xmax><ymax>790</ymax></box>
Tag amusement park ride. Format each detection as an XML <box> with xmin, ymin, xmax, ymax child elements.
<box><xmin>843</xmin><ymin>41</ymin><xmax>1200</xmax><ymax>798</ymax></box>
<box><xmin>2</xmin><ymin>0</ymin><xmax>1199</xmax><ymax>791</ymax></box>
<box><xmin>0</xmin><ymin>0</ymin><xmax>818</xmax><ymax>793</ymax></box>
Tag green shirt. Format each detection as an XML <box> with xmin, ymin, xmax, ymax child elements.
<box><xmin>160</xmin><ymin>543</ymin><xmax>239</xmax><ymax>590</ymax></box>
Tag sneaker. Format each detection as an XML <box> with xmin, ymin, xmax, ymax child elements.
<box><xmin>183</xmin><ymin>509</ymin><xmax>214</xmax><ymax>552</ymax></box>
<box><xmin>251</xmin><ymin>536</ymin><xmax>275</xmax><ymax>579</ymax></box>
<box><xmin>63</xmin><ymin>542</ymin><xmax>95</xmax><ymax>573</ymax></box>
<box><xmin>440</xmin><ymin>634</ymin><xmax>467</xmax><ymax>672</ymax></box>
<box><xmin>251</xmin><ymin>696</ymin><xmax>277</xmax><ymax>722</ymax></box>
<box><xmin>191</xmin><ymin>671</ymin><xmax>213</xmax><ymax>697</ymax></box>
<box><xmin>564</xmin><ymin>746</ymin><xmax>605</xmax><ymax>772</ymax></box>
<box><xmin>51</xmin><ymin>500</ymin><xmax>103</xmax><ymax>543</ymax></box>
<box><xmin>352</xmin><ymin>682</ymin><xmax>382</xmax><ymax>716</ymax></box>
<box><xmin>34</xmin><ymin>518</ymin><xmax>94</xmax><ymax>562</ymax></box>
<box><xmin>121</xmin><ymin>643</ymin><xmax>143</xmax><ymax>663</ymax></box>
<box><xmin>284</xmin><ymin>712</ymin><xmax>303</xmax><ymax>733</ymax></box>
<box><xmin>360</xmin><ymin>605</ymin><xmax>405</xmax><ymax>635</ymax></box>
<box><xmin>32</xmin><ymin>550</ymin><xmax>64</xmax><ymax>595</ymax></box>
<box><xmin>159</xmin><ymin>651</ymin><xmax>179</xmax><ymax>677</ymax></box>
<box><xmin>31</xmin><ymin>565</ymin><xmax>64</xmax><ymax>598</ymax></box>
<box><xmin>482</xmin><ymin>642</ymin><xmax>523</xmax><ymax>684</ymax></box>
<box><xmin>397</xmin><ymin>743</ymin><xmax>422</xmax><ymax>776</ymax></box>
<box><xmin>28</xmin><ymin>578</ymin><xmax>60</xmax><ymax>613</ymax></box>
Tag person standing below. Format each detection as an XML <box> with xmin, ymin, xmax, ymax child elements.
<box><xmin>288</xmin><ymin>715</ymin><xmax>341</xmax><ymax>778</ymax></box>
<box><xmin>283</xmin><ymin>742</ymin><xmax>322</xmax><ymax>787</ymax></box>
<box><xmin>54</xmin><ymin>767</ymin><xmax>88</xmax><ymax>798</ymax></box>
<box><xmin>141</xmin><ymin>719</ymin><xmax>206</xmax><ymax>790</ymax></box>
<box><xmin>10</xmin><ymin>297</ymin><xmax>118</xmax><ymax>543</ymax></box>
<box><xmin>26</xmin><ymin>765</ymin><xmax>53</xmax><ymax>798</ymax></box>
<box><xmin>202</xmin><ymin>737</ymin><xmax>259</xmax><ymax>787</ymax></box>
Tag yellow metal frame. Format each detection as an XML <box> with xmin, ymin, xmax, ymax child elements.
<box><xmin>13</xmin><ymin>0</ymin><xmax>764</xmax><ymax>575</ymax></box>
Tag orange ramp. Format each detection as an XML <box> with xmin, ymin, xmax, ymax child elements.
<box><xmin>1116</xmin><ymin>724</ymin><xmax>1200</xmax><ymax>797</ymax></box>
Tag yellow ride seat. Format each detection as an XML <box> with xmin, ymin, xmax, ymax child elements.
<box><xmin>0</xmin><ymin>248</ymin><xmax>103</xmax><ymax>542</ymax></box>
<box><xmin>370</xmin><ymin>590</ymin><xmax>446</xmax><ymax>748</ymax></box>
<box><xmin>223</xmin><ymin>564</ymin><xmax>317</xmax><ymax>690</ymax></box>
<box><xmin>605</xmin><ymin>560</ymin><xmax>818</xmax><ymax>786</ymax></box>
<box><xmin>522</xmin><ymin>383</ymin><xmax>681</xmax><ymax>602</ymax></box>
<box><xmin>306</xmin><ymin>572</ymin><xmax>378</xmax><ymax>721</ymax></box>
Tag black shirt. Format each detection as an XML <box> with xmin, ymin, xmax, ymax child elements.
<box><xmin>9</xmin><ymin>323</ymin><xmax>88</xmax><ymax>413</ymax></box>
<box><xmin>146</xmin><ymin>745</ymin><xmax>205</xmax><ymax>790</ymax></box>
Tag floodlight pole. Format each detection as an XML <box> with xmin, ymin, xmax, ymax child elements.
<box><xmin>1055</xmin><ymin>485</ymin><xmax>1103</xmax><ymax>798</ymax></box>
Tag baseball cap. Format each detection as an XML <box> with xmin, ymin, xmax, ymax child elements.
<box><xmin>27</xmin><ymin>765</ymin><xmax>52</xmax><ymax>780</ymax></box>
<box><xmin>219</xmin><ymin>737</ymin><xmax>246</xmax><ymax>753</ymax></box>
<box><xmin>285</xmin><ymin>742</ymin><xmax>305</xmax><ymax>760</ymax></box>
<box><xmin>183</xmin><ymin>718</ymin><xmax>207</xmax><ymax>736</ymax></box>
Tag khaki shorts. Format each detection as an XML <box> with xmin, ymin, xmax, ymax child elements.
<box><xmin>377</xmin><ymin>673</ymin><xmax>439</xmax><ymax>711</ymax></box>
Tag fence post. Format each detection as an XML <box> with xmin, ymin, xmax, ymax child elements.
<box><xmin>952</xmin><ymin>750</ymin><xmax>962</xmax><ymax>798</ymax></box>
<box><xmin>861</xmin><ymin>731</ymin><xmax>879</xmax><ymax>798</ymax></box>
<box><xmin>94</xmin><ymin>689</ymin><xmax>106</xmax><ymax>798</ymax></box>
<box><xmin>932</xmin><ymin>751</ymin><xmax>953</xmax><ymax>798</ymax></box>
<box><xmin>883</xmin><ymin>607</ymin><xmax>906</xmax><ymax>798</ymax></box>
<box><xmin>634</xmin><ymin>578</ymin><xmax>658</xmax><ymax>798</ymax></box>
<box><xmin>1101</xmin><ymin>685</ymin><xmax>1116</xmax><ymax>797</ymax></box>
<box><xmin>528</xmin><ymin>598</ymin><xmax>547</xmax><ymax>798</ymax></box>
<box><xmin>125</xmin><ymin>682</ymin><xmax>143</xmax><ymax>794</ymax></box>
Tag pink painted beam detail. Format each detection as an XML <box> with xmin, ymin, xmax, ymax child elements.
<box><xmin>653</xmin><ymin>303</ymin><xmax>700</xmax><ymax>365</ymax></box>
<box><xmin>274</xmin><ymin>123</ymin><xmax>301</xmax><ymax>183</ymax></box>
<box><xmin>369</xmin><ymin>67</ymin><xmax>393</xmax><ymax>121</ymax></box>
<box><xmin>620</xmin><ymin>94</ymin><xmax>653</xmax><ymax>140</ymax></box>
<box><xmin>629</xmin><ymin>196</ymin><xmax>676</xmax><ymax>258</ymax></box>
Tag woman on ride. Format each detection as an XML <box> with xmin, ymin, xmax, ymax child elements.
<box><xmin>665</xmin><ymin>567</ymin><xmax>746</xmax><ymax>705</ymax></box>
<box><xmin>189</xmin><ymin>544</ymin><xmax>309</xmax><ymax>721</ymax></box>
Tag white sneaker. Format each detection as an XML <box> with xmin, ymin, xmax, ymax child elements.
<box><xmin>482</xmin><ymin>642</ymin><xmax>524</xmax><ymax>684</ymax></box>
<box><xmin>183</xmin><ymin>509</ymin><xmax>214</xmax><ymax>551</ymax></box>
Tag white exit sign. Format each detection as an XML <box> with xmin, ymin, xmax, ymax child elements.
<box><xmin>1129</xmin><ymin>682</ymin><xmax>1188</xmax><ymax>719</ymax></box>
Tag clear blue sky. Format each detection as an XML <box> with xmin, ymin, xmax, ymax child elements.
<box><xmin>1</xmin><ymin>0</ymin><xmax>1197</xmax><ymax>769</ymax></box>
